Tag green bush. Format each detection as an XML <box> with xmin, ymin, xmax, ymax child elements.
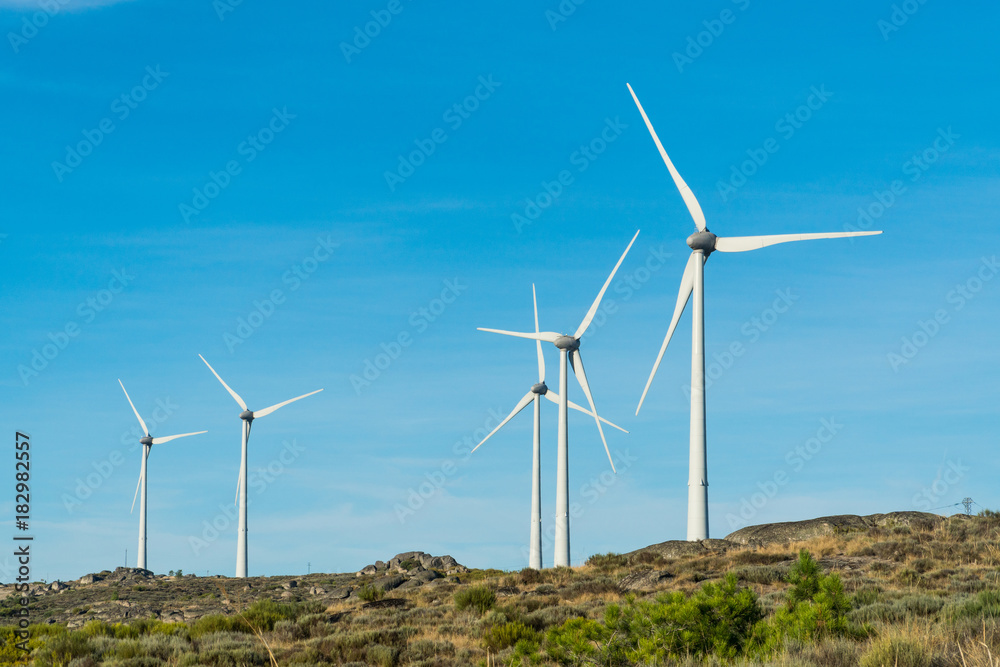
<box><xmin>545</xmin><ymin>617</ymin><xmax>610</xmax><ymax>664</ymax></box>
<box><xmin>585</xmin><ymin>552</ymin><xmax>628</xmax><ymax>571</ymax></box>
<box><xmin>482</xmin><ymin>621</ymin><xmax>538</xmax><ymax>652</ymax></box>
<box><xmin>596</xmin><ymin>573</ymin><xmax>766</xmax><ymax>662</ymax></box>
<box><xmin>366</xmin><ymin>643</ymin><xmax>398</xmax><ymax>667</ymax></box>
<box><xmin>34</xmin><ymin>631</ymin><xmax>96</xmax><ymax>667</ymax></box>
<box><xmin>767</xmin><ymin>551</ymin><xmax>856</xmax><ymax>646</ymax></box>
<box><xmin>358</xmin><ymin>584</ymin><xmax>386</xmax><ymax>602</ymax></box>
<box><xmin>453</xmin><ymin>585</ymin><xmax>497</xmax><ymax>614</ymax></box>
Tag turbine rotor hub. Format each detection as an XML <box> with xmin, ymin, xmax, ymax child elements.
<box><xmin>686</xmin><ymin>230</ymin><xmax>717</xmax><ymax>254</ymax></box>
<box><xmin>531</xmin><ymin>382</ymin><xmax>548</xmax><ymax>395</ymax></box>
<box><xmin>554</xmin><ymin>335</ymin><xmax>580</xmax><ymax>351</ymax></box>
<box><xmin>240</xmin><ymin>410</ymin><xmax>254</xmax><ymax>421</ymax></box>
<box><xmin>139</xmin><ymin>436</ymin><xmax>153</xmax><ymax>446</ymax></box>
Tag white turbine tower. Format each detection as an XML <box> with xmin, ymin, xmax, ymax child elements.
<box><xmin>119</xmin><ymin>379</ymin><xmax>206</xmax><ymax>572</ymax></box>
<box><xmin>472</xmin><ymin>284</ymin><xmax>628</xmax><ymax>570</ymax></box>
<box><xmin>198</xmin><ymin>355</ymin><xmax>323</xmax><ymax>578</ymax></box>
<box><xmin>627</xmin><ymin>83</ymin><xmax>882</xmax><ymax>541</ymax></box>
<box><xmin>479</xmin><ymin>230</ymin><xmax>639</xmax><ymax>567</ymax></box>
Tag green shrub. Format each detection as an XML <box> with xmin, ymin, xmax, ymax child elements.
<box><xmin>482</xmin><ymin>621</ymin><xmax>538</xmax><ymax>652</ymax></box>
<box><xmin>399</xmin><ymin>559</ymin><xmax>420</xmax><ymax>571</ymax></box>
<box><xmin>454</xmin><ymin>585</ymin><xmax>496</xmax><ymax>614</ymax></box>
<box><xmin>358</xmin><ymin>583</ymin><xmax>385</xmax><ymax>602</ymax></box>
<box><xmin>545</xmin><ymin>617</ymin><xmax>610</xmax><ymax>664</ymax></box>
<box><xmin>366</xmin><ymin>643</ymin><xmax>398</xmax><ymax>667</ymax></box>
<box><xmin>585</xmin><ymin>552</ymin><xmax>628</xmax><ymax>571</ymax></box>
<box><xmin>946</xmin><ymin>589</ymin><xmax>1000</xmax><ymax>621</ymax></box>
<box><xmin>34</xmin><ymin>631</ymin><xmax>96</xmax><ymax>667</ymax></box>
<box><xmin>600</xmin><ymin>573</ymin><xmax>767</xmax><ymax>662</ymax></box>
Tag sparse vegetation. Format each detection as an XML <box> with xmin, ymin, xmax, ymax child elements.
<box><xmin>4</xmin><ymin>512</ymin><xmax>1000</xmax><ymax>665</ymax></box>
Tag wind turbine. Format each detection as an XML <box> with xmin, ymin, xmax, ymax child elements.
<box><xmin>198</xmin><ymin>355</ymin><xmax>323</xmax><ymax>578</ymax></box>
<box><xmin>119</xmin><ymin>379</ymin><xmax>206</xmax><ymax>572</ymax></box>
<box><xmin>479</xmin><ymin>230</ymin><xmax>639</xmax><ymax>567</ymax></box>
<box><xmin>472</xmin><ymin>285</ymin><xmax>628</xmax><ymax>570</ymax></box>
<box><xmin>626</xmin><ymin>83</ymin><xmax>882</xmax><ymax>541</ymax></box>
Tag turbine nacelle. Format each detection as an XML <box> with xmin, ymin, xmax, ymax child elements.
<box><xmin>139</xmin><ymin>436</ymin><xmax>153</xmax><ymax>446</ymax></box>
<box><xmin>240</xmin><ymin>410</ymin><xmax>254</xmax><ymax>422</ymax></box>
<box><xmin>686</xmin><ymin>230</ymin><xmax>717</xmax><ymax>254</ymax></box>
<box><xmin>530</xmin><ymin>381</ymin><xmax>548</xmax><ymax>395</ymax></box>
<box><xmin>554</xmin><ymin>336</ymin><xmax>580</xmax><ymax>351</ymax></box>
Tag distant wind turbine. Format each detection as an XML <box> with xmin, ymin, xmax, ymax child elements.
<box><xmin>472</xmin><ymin>284</ymin><xmax>628</xmax><ymax>570</ymax></box>
<box><xmin>198</xmin><ymin>355</ymin><xmax>323</xmax><ymax>578</ymax></box>
<box><xmin>627</xmin><ymin>83</ymin><xmax>882</xmax><ymax>541</ymax></box>
<box><xmin>479</xmin><ymin>230</ymin><xmax>639</xmax><ymax>567</ymax></box>
<box><xmin>119</xmin><ymin>379</ymin><xmax>206</xmax><ymax>572</ymax></box>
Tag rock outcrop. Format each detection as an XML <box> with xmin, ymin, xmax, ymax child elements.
<box><xmin>724</xmin><ymin>512</ymin><xmax>943</xmax><ymax>546</ymax></box>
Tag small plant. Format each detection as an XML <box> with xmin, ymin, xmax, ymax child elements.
<box><xmin>454</xmin><ymin>585</ymin><xmax>497</xmax><ymax>614</ymax></box>
<box><xmin>399</xmin><ymin>558</ymin><xmax>420</xmax><ymax>571</ymax></box>
<box><xmin>358</xmin><ymin>583</ymin><xmax>386</xmax><ymax>602</ymax></box>
<box><xmin>585</xmin><ymin>552</ymin><xmax>628</xmax><ymax>572</ymax></box>
<box><xmin>482</xmin><ymin>621</ymin><xmax>538</xmax><ymax>652</ymax></box>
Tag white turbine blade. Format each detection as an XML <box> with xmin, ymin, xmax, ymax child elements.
<box><xmin>478</xmin><ymin>328</ymin><xmax>561</xmax><ymax>343</ymax></box>
<box><xmin>637</xmin><ymin>253</ymin><xmax>698</xmax><ymax>415</ymax></box>
<box><xmin>626</xmin><ymin>83</ymin><xmax>707</xmax><ymax>232</ymax></box>
<box><xmin>150</xmin><ymin>430</ymin><xmax>207</xmax><ymax>445</ymax></box>
<box><xmin>569</xmin><ymin>350</ymin><xmax>616</xmax><ymax>473</ymax></box>
<box><xmin>573</xmin><ymin>229</ymin><xmax>640</xmax><ymax>339</ymax></box>
<box><xmin>252</xmin><ymin>389</ymin><xmax>323</xmax><ymax>419</ymax></box>
<box><xmin>714</xmin><ymin>230</ymin><xmax>883</xmax><ymax>253</ymax></box>
<box><xmin>198</xmin><ymin>354</ymin><xmax>248</xmax><ymax>411</ymax></box>
<box><xmin>472</xmin><ymin>391</ymin><xmax>535</xmax><ymax>453</ymax></box>
<box><xmin>235</xmin><ymin>461</ymin><xmax>243</xmax><ymax>507</ymax></box>
<box><xmin>130</xmin><ymin>448</ymin><xmax>146</xmax><ymax>514</ymax></box>
<box><xmin>533</xmin><ymin>284</ymin><xmax>545</xmax><ymax>383</ymax></box>
<box><xmin>118</xmin><ymin>379</ymin><xmax>150</xmax><ymax>436</ymax></box>
<box><xmin>544</xmin><ymin>391</ymin><xmax>629</xmax><ymax>434</ymax></box>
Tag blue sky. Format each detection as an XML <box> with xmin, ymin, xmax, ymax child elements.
<box><xmin>1</xmin><ymin>0</ymin><xmax>998</xmax><ymax>582</ymax></box>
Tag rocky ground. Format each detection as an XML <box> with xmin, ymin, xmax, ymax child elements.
<box><xmin>0</xmin><ymin>550</ymin><xmax>470</xmax><ymax>628</ymax></box>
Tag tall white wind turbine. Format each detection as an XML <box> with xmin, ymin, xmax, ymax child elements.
<box><xmin>479</xmin><ymin>230</ymin><xmax>639</xmax><ymax>567</ymax></box>
<box><xmin>119</xmin><ymin>379</ymin><xmax>206</xmax><ymax>572</ymax></box>
<box><xmin>472</xmin><ymin>285</ymin><xmax>628</xmax><ymax>570</ymax></box>
<box><xmin>627</xmin><ymin>83</ymin><xmax>882</xmax><ymax>541</ymax></box>
<box><xmin>198</xmin><ymin>355</ymin><xmax>323</xmax><ymax>578</ymax></box>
